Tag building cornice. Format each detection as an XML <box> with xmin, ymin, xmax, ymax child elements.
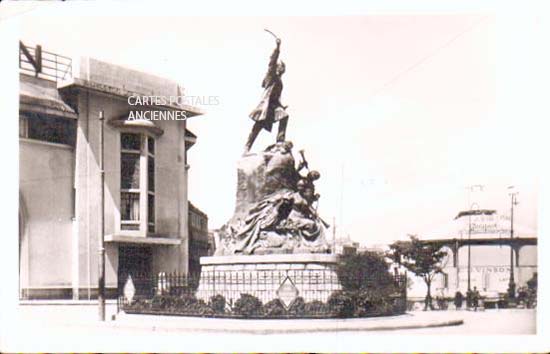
<box><xmin>58</xmin><ymin>77</ymin><xmax>204</xmax><ymax>117</ymax></box>
<box><xmin>104</xmin><ymin>234</ymin><xmax>181</xmax><ymax>246</ymax></box>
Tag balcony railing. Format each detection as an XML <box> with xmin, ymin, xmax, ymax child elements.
<box><xmin>19</xmin><ymin>41</ymin><xmax>72</xmax><ymax>83</ymax></box>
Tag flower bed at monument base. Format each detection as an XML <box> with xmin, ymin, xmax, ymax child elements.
<box><xmin>121</xmin><ymin>289</ymin><xmax>406</xmax><ymax>319</ymax></box>
<box><xmin>118</xmin><ymin>252</ymin><xmax>408</xmax><ymax>319</ymax></box>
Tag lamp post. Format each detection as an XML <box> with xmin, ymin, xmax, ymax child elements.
<box><xmin>98</xmin><ymin>110</ymin><xmax>106</xmax><ymax>321</ymax></box>
<box><xmin>507</xmin><ymin>186</ymin><xmax>518</xmax><ymax>300</ymax></box>
<box><xmin>467</xmin><ymin>210</ymin><xmax>472</xmax><ymax>294</ymax></box>
<box><xmin>467</xmin><ymin>202</ymin><xmax>479</xmax><ymax>295</ymax></box>
<box><xmin>464</xmin><ymin>184</ymin><xmax>483</xmax><ymax>308</ymax></box>
<box><xmin>332</xmin><ymin>216</ymin><xmax>336</xmax><ymax>254</ymax></box>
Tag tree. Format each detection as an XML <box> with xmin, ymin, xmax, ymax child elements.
<box><xmin>526</xmin><ymin>272</ymin><xmax>538</xmax><ymax>308</ymax></box>
<box><xmin>335</xmin><ymin>251</ymin><xmax>395</xmax><ymax>292</ymax></box>
<box><xmin>388</xmin><ymin>235</ymin><xmax>448</xmax><ymax>310</ymax></box>
<box><xmin>334</xmin><ymin>251</ymin><xmax>403</xmax><ymax>316</ymax></box>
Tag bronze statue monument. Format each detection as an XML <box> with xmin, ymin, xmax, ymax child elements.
<box><xmin>215</xmin><ymin>31</ymin><xmax>330</xmax><ymax>256</ymax></box>
<box><xmin>196</xmin><ymin>31</ymin><xmax>340</xmax><ymax>305</ymax></box>
<box><xmin>244</xmin><ymin>31</ymin><xmax>289</xmax><ymax>154</ymax></box>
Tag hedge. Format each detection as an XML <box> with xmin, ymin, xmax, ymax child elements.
<box><xmin>124</xmin><ymin>290</ymin><xmax>405</xmax><ymax>319</ymax></box>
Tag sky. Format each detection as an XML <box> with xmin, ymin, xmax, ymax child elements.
<box><xmin>14</xmin><ymin>8</ymin><xmax>544</xmax><ymax>245</ymax></box>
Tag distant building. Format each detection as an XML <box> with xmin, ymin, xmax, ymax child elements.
<box><xmin>357</xmin><ymin>244</ymin><xmax>386</xmax><ymax>255</ymax></box>
<box><xmin>188</xmin><ymin>202</ymin><xmax>209</xmax><ymax>274</ymax></box>
<box><xmin>19</xmin><ymin>42</ymin><xmax>202</xmax><ymax>299</ymax></box>
<box><xmin>333</xmin><ymin>235</ymin><xmax>359</xmax><ymax>255</ymax></box>
<box><xmin>332</xmin><ymin>236</ymin><xmax>386</xmax><ymax>256</ymax></box>
<box><xmin>207</xmin><ymin>230</ymin><xmax>217</xmax><ymax>256</ymax></box>
<box><xmin>406</xmin><ymin>209</ymin><xmax>537</xmax><ymax>301</ymax></box>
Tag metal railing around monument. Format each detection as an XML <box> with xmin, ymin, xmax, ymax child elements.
<box><xmin>117</xmin><ymin>270</ymin><xmax>408</xmax><ymax>318</ymax></box>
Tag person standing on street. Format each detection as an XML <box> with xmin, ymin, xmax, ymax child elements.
<box><xmin>472</xmin><ymin>286</ymin><xmax>480</xmax><ymax>311</ymax></box>
<box><xmin>454</xmin><ymin>290</ymin><xmax>464</xmax><ymax>310</ymax></box>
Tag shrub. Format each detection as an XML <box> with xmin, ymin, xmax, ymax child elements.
<box><xmin>125</xmin><ymin>297</ymin><xmax>149</xmax><ymax>312</ymax></box>
<box><xmin>147</xmin><ymin>293</ymin><xmax>218</xmax><ymax>316</ymax></box>
<box><xmin>233</xmin><ymin>293</ymin><xmax>263</xmax><ymax>317</ymax></box>
<box><xmin>263</xmin><ymin>299</ymin><xmax>286</xmax><ymax>317</ymax></box>
<box><xmin>151</xmin><ymin>294</ymin><xmax>176</xmax><ymax>311</ymax></box>
<box><xmin>352</xmin><ymin>288</ymin><xmax>396</xmax><ymax>317</ymax></box>
<box><xmin>170</xmin><ymin>293</ymin><xmax>201</xmax><ymax>313</ymax></box>
<box><xmin>288</xmin><ymin>297</ymin><xmax>306</xmax><ymax>317</ymax></box>
<box><xmin>186</xmin><ymin>299</ymin><xmax>214</xmax><ymax>316</ymax></box>
<box><xmin>170</xmin><ymin>294</ymin><xmax>214</xmax><ymax>316</ymax></box>
<box><xmin>209</xmin><ymin>294</ymin><xmax>226</xmax><ymax>314</ymax></box>
<box><xmin>327</xmin><ymin>291</ymin><xmax>355</xmax><ymax>318</ymax></box>
<box><xmin>304</xmin><ymin>300</ymin><xmax>330</xmax><ymax>316</ymax></box>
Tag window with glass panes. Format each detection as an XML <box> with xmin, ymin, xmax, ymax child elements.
<box><xmin>120</xmin><ymin>133</ymin><xmax>155</xmax><ymax>233</ymax></box>
<box><xmin>147</xmin><ymin>136</ymin><xmax>155</xmax><ymax>233</ymax></box>
<box><xmin>19</xmin><ymin>113</ymin><xmax>76</xmax><ymax>146</ymax></box>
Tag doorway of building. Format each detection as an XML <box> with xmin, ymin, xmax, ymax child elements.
<box><xmin>118</xmin><ymin>245</ymin><xmax>152</xmax><ymax>296</ymax></box>
<box><xmin>19</xmin><ymin>195</ymin><xmax>29</xmax><ymax>300</ymax></box>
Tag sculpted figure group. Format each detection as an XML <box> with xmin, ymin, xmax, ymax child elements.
<box><xmin>215</xmin><ymin>33</ymin><xmax>330</xmax><ymax>256</ymax></box>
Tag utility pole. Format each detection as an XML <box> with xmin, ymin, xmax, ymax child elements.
<box><xmin>508</xmin><ymin>186</ymin><xmax>518</xmax><ymax>300</ymax></box>
<box><xmin>332</xmin><ymin>216</ymin><xmax>336</xmax><ymax>254</ymax></box>
<box><xmin>467</xmin><ymin>212</ymin><xmax>471</xmax><ymax>293</ymax></box>
<box><xmin>467</xmin><ymin>202</ymin><xmax>479</xmax><ymax>295</ymax></box>
<box><xmin>465</xmin><ymin>184</ymin><xmax>483</xmax><ymax>308</ymax></box>
<box><xmin>98</xmin><ymin>110</ymin><xmax>106</xmax><ymax>321</ymax></box>
<box><xmin>467</xmin><ymin>184</ymin><xmax>485</xmax><ymax>293</ymax></box>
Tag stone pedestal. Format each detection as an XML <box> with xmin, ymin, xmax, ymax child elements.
<box><xmin>196</xmin><ymin>254</ymin><xmax>341</xmax><ymax>305</ymax></box>
<box><xmin>215</xmin><ymin>142</ymin><xmax>330</xmax><ymax>256</ymax></box>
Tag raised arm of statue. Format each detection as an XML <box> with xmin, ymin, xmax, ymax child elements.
<box><xmin>297</xmin><ymin>149</ymin><xmax>309</xmax><ymax>173</ymax></box>
<box><xmin>262</xmin><ymin>41</ymin><xmax>281</xmax><ymax>88</ymax></box>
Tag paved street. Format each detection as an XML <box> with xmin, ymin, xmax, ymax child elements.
<box><xmin>14</xmin><ymin>303</ymin><xmax>535</xmax><ymax>335</ymax></box>
<box><xmin>376</xmin><ymin>308</ymin><xmax>536</xmax><ymax>334</ymax></box>
<box><xmin>1</xmin><ymin>307</ymin><xmax>537</xmax><ymax>352</ymax></box>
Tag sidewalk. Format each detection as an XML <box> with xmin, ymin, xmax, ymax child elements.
<box><xmin>13</xmin><ymin>303</ymin><xmax>535</xmax><ymax>335</ymax></box>
<box><xmin>1</xmin><ymin>307</ymin><xmax>536</xmax><ymax>352</ymax></box>
<box><xmin>15</xmin><ymin>302</ymin><xmax>463</xmax><ymax>334</ymax></box>
<box><xmin>17</xmin><ymin>300</ymin><xmax>119</xmax><ymax>324</ymax></box>
<box><xmin>11</xmin><ymin>301</ymin><xmax>464</xmax><ymax>334</ymax></box>
<box><xmin>110</xmin><ymin>311</ymin><xmax>464</xmax><ymax>334</ymax></box>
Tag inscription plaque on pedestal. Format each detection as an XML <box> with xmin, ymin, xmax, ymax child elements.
<box><xmin>277</xmin><ymin>276</ymin><xmax>299</xmax><ymax>308</ymax></box>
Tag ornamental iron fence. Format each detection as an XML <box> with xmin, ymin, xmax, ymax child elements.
<box><xmin>117</xmin><ymin>269</ymin><xmax>407</xmax><ymax>319</ymax></box>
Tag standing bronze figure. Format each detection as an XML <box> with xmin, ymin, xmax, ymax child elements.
<box><xmin>214</xmin><ymin>30</ymin><xmax>330</xmax><ymax>256</ymax></box>
<box><xmin>244</xmin><ymin>31</ymin><xmax>289</xmax><ymax>154</ymax></box>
